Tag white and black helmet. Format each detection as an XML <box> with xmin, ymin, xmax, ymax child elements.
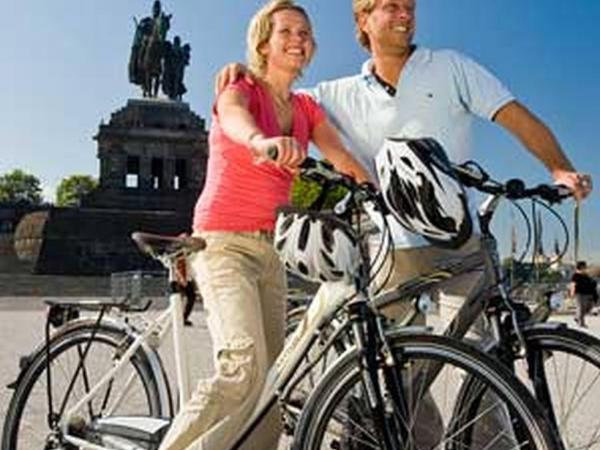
<box><xmin>376</xmin><ymin>137</ymin><xmax>473</xmax><ymax>249</ymax></box>
<box><xmin>274</xmin><ymin>207</ymin><xmax>360</xmax><ymax>283</ymax></box>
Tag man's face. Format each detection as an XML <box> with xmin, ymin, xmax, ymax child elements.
<box><xmin>359</xmin><ymin>0</ymin><xmax>416</xmax><ymax>54</ymax></box>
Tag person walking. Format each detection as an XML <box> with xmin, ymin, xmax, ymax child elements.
<box><xmin>570</xmin><ymin>261</ymin><xmax>598</xmax><ymax>328</ymax></box>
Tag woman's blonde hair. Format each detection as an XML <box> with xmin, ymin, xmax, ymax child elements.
<box><xmin>352</xmin><ymin>0</ymin><xmax>376</xmax><ymax>51</ymax></box>
<box><xmin>247</xmin><ymin>0</ymin><xmax>315</xmax><ymax>76</ymax></box>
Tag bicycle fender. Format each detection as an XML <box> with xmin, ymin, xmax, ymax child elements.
<box><xmin>6</xmin><ymin>318</ymin><xmax>173</xmax><ymax>417</ymax></box>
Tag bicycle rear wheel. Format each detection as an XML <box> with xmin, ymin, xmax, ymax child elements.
<box><xmin>292</xmin><ymin>333</ymin><xmax>560</xmax><ymax>450</ymax></box>
<box><xmin>1</xmin><ymin>320</ymin><xmax>162</xmax><ymax>450</ymax></box>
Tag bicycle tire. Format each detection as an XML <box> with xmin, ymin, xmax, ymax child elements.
<box><xmin>456</xmin><ymin>324</ymin><xmax>600</xmax><ymax>450</ymax></box>
<box><xmin>292</xmin><ymin>332</ymin><xmax>561</xmax><ymax>450</ymax></box>
<box><xmin>2</xmin><ymin>321</ymin><xmax>163</xmax><ymax>450</ymax></box>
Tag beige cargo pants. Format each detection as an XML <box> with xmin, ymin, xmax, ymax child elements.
<box><xmin>372</xmin><ymin>235</ymin><xmax>514</xmax><ymax>449</ymax></box>
<box><xmin>158</xmin><ymin>231</ymin><xmax>286</xmax><ymax>450</ymax></box>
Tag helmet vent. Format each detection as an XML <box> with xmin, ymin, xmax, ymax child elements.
<box><xmin>400</xmin><ymin>156</ymin><xmax>414</xmax><ymax>170</ymax></box>
<box><xmin>298</xmin><ymin>220</ymin><xmax>311</xmax><ymax>251</ymax></box>
<box><xmin>298</xmin><ymin>261</ymin><xmax>309</xmax><ymax>275</ymax></box>
<box><xmin>320</xmin><ymin>250</ymin><xmax>335</xmax><ymax>268</ymax></box>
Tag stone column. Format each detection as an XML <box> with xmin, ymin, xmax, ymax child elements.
<box><xmin>99</xmin><ymin>151</ymin><xmax>127</xmax><ymax>189</ymax></box>
<box><xmin>139</xmin><ymin>156</ymin><xmax>153</xmax><ymax>190</ymax></box>
<box><xmin>164</xmin><ymin>158</ymin><xmax>176</xmax><ymax>190</ymax></box>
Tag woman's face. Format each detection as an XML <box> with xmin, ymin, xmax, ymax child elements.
<box><xmin>261</xmin><ymin>9</ymin><xmax>315</xmax><ymax>75</ymax></box>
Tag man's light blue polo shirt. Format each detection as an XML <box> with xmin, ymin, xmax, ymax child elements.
<box><xmin>310</xmin><ymin>46</ymin><xmax>515</xmax><ymax>248</ymax></box>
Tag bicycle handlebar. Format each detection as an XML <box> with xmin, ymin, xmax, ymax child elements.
<box><xmin>268</xmin><ymin>148</ymin><xmax>573</xmax><ymax>205</ymax></box>
<box><xmin>453</xmin><ymin>162</ymin><xmax>573</xmax><ymax>204</ymax></box>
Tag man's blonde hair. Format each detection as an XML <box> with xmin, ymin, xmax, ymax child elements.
<box><xmin>352</xmin><ymin>0</ymin><xmax>376</xmax><ymax>51</ymax></box>
<box><xmin>247</xmin><ymin>0</ymin><xmax>315</xmax><ymax>76</ymax></box>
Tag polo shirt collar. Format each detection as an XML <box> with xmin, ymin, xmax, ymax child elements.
<box><xmin>360</xmin><ymin>46</ymin><xmax>431</xmax><ymax>85</ymax></box>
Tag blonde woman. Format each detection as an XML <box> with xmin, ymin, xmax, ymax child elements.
<box><xmin>158</xmin><ymin>1</ymin><xmax>369</xmax><ymax>449</ymax></box>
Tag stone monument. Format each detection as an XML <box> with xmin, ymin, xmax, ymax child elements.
<box><xmin>13</xmin><ymin>2</ymin><xmax>208</xmax><ymax>276</ymax></box>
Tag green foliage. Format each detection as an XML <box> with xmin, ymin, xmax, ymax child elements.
<box><xmin>502</xmin><ymin>258</ymin><xmax>566</xmax><ymax>285</ymax></box>
<box><xmin>291</xmin><ymin>176</ymin><xmax>348</xmax><ymax>210</ymax></box>
<box><xmin>0</xmin><ymin>169</ymin><xmax>43</xmax><ymax>205</ymax></box>
<box><xmin>56</xmin><ymin>175</ymin><xmax>98</xmax><ymax>207</ymax></box>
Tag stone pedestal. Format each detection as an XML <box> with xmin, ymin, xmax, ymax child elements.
<box><xmin>13</xmin><ymin>99</ymin><xmax>209</xmax><ymax>275</ymax></box>
<box><xmin>83</xmin><ymin>98</ymin><xmax>208</xmax><ymax>214</ymax></box>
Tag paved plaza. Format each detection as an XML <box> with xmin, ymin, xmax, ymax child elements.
<box><xmin>1</xmin><ymin>297</ymin><xmax>599</xmax><ymax>448</ymax></box>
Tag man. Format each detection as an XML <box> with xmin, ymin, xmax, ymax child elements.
<box><xmin>218</xmin><ymin>0</ymin><xmax>592</xmax><ymax>328</ymax></box>
<box><xmin>570</xmin><ymin>261</ymin><xmax>598</xmax><ymax>328</ymax></box>
<box><xmin>216</xmin><ymin>2</ymin><xmax>593</xmax><ymax>445</ymax></box>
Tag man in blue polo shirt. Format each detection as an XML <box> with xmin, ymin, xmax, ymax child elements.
<box><xmin>215</xmin><ymin>0</ymin><xmax>593</xmax><ymax>445</ymax></box>
<box><xmin>217</xmin><ymin>0</ymin><xmax>592</xmax><ymax>325</ymax></box>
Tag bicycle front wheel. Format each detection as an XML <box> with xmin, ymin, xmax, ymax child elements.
<box><xmin>292</xmin><ymin>333</ymin><xmax>560</xmax><ymax>450</ymax></box>
<box><xmin>517</xmin><ymin>325</ymin><xmax>600</xmax><ymax>450</ymax></box>
<box><xmin>2</xmin><ymin>320</ymin><xmax>163</xmax><ymax>450</ymax></box>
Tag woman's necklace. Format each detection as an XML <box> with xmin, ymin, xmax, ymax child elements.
<box><xmin>268</xmin><ymin>88</ymin><xmax>293</xmax><ymax>134</ymax></box>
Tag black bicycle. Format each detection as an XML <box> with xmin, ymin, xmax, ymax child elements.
<box><xmin>258</xmin><ymin>151</ymin><xmax>561</xmax><ymax>450</ymax></box>
<box><xmin>286</xmin><ymin>150</ymin><xmax>600</xmax><ymax>450</ymax></box>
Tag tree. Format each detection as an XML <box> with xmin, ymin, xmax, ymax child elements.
<box><xmin>0</xmin><ymin>169</ymin><xmax>43</xmax><ymax>205</ymax></box>
<box><xmin>291</xmin><ymin>177</ymin><xmax>348</xmax><ymax>210</ymax></box>
<box><xmin>56</xmin><ymin>175</ymin><xmax>98</xmax><ymax>207</ymax></box>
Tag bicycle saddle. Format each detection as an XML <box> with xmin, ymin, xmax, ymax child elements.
<box><xmin>131</xmin><ymin>232</ymin><xmax>207</xmax><ymax>258</ymax></box>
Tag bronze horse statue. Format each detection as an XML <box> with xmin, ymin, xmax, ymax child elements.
<box><xmin>141</xmin><ymin>14</ymin><xmax>171</xmax><ymax>97</ymax></box>
<box><xmin>128</xmin><ymin>12</ymin><xmax>171</xmax><ymax>98</ymax></box>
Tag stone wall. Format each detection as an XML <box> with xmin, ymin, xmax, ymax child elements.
<box><xmin>0</xmin><ymin>234</ymin><xmax>31</xmax><ymax>274</ymax></box>
<box><xmin>14</xmin><ymin>207</ymin><xmax>189</xmax><ymax>275</ymax></box>
<box><xmin>0</xmin><ymin>274</ymin><xmax>110</xmax><ymax>297</ymax></box>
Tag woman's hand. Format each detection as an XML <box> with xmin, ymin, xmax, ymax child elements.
<box><xmin>214</xmin><ymin>63</ymin><xmax>255</xmax><ymax>96</ymax></box>
<box><xmin>249</xmin><ymin>134</ymin><xmax>305</xmax><ymax>169</ymax></box>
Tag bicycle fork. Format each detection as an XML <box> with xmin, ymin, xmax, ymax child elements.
<box><xmin>349</xmin><ymin>299</ymin><xmax>408</xmax><ymax>450</ymax></box>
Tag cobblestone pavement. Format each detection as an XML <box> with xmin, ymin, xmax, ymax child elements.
<box><xmin>0</xmin><ymin>297</ymin><xmax>214</xmax><ymax>447</ymax></box>
<box><xmin>1</xmin><ymin>297</ymin><xmax>599</xmax><ymax>448</ymax></box>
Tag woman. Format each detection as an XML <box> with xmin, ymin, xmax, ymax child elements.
<box><xmin>158</xmin><ymin>1</ymin><xmax>370</xmax><ymax>450</ymax></box>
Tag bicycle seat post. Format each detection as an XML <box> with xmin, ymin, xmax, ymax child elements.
<box><xmin>165</xmin><ymin>255</ymin><xmax>192</xmax><ymax>408</ymax></box>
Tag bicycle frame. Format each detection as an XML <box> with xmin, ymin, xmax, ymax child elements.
<box><xmin>44</xmin><ymin>257</ymin><xmax>366</xmax><ymax>449</ymax></box>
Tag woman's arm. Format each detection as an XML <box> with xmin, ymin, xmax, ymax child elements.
<box><xmin>216</xmin><ymin>88</ymin><xmax>304</xmax><ymax>167</ymax></box>
<box><xmin>311</xmin><ymin>119</ymin><xmax>372</xmax><ymax>184</ymax></box>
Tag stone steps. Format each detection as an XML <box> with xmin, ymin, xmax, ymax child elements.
<box><xmin>0</xmin><ymin>273</ymin><xmax>110</xmax><ymax>297</ymax></box>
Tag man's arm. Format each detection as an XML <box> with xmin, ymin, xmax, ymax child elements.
<box><xmin>215</xmin><ymin>63</ymin><xmax>254</xmax><ymax>95</ymax></box>
<box><xmin>493</xmin><ymin>100</ymin><xmax>592</xmax><ymax>199</ymax></box>
<box><xmin>311</xmin><ymin>119</ymin><xmax>371</xmax><ymax>184</ymax></box>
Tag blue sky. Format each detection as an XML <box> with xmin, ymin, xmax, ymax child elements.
<box><xmin>1</xmin><ymin>0</ymin><xmax>599</xmax><ymax>262</ymax></box>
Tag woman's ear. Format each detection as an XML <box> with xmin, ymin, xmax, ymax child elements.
<box><xmin>258</xmin><ymin>41</ymin><xmax>269</xmax><ymax>57</ymax></box>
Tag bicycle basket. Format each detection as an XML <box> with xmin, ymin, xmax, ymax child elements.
<box><xmin>110</xmin><ymin>270</ymin><xmax>168</xmax><ymax>309</ymax></box>
<box><xmin>274</xmin><ymin>207</ymin><xmax>360</xmax><ymax>283</ymax></box>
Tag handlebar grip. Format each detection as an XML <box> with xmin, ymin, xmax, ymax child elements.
<box><xmin>266</xmin><ymin>147</ymin><xmax>278</xmax><ymax>161</ymax></box>
<box><xmin>534</xmin><ymin>184</ymin><xmax>573</xmax><ymax>203</ymax></box>
<box><xmin>265</xmin><ymin>146</ymin><xmax>318</xmax><ymax>170</ymax></box>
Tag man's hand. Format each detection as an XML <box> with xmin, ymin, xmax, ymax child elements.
<box><xmin>214</xmin><ymin>63</ymin><xmax>255</xmax><ymax>96</ymax></box>
<box><xmin>250</xmin><ymin>135</ymin><xmax>305</xmax><ymax>169</ymax></box>
<box><xmin>552</xmin><ymin>169</ymin><xmax>593</xmax><ymax>201</ymax></box>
